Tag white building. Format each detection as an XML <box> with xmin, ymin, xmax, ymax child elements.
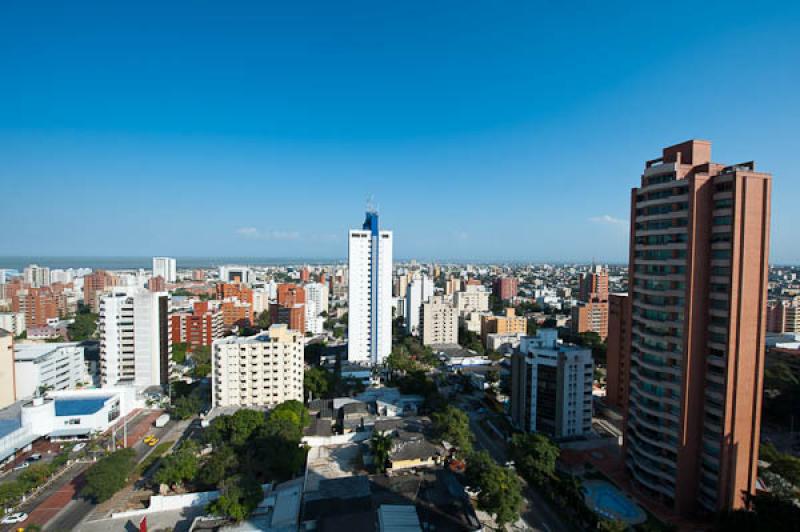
<box><xmin>14</xmin><ymin>342</ymin><xmax>88</xmax><ymax>399</ymax></box>
<box><xmin>23</xmin><ymin>264</ymin><xmax>50</xmax><ymax>288</ymax></box>
<box><xmin>454</xmin><ymin>284</ymin><xmax>490</xmax><ymax>314</ymax></box>
<box><xmin>212</xmin><ymin>325</ymin><xmax>304</xmax><ymax>408</ymax></box>
<box><xmin>304</xmin><ymin>282</ymin><xmax>329</xmax><ymax>336</ymax></box>
<box><xmin>99</xmin><ymin>289</ymin><xmax>171</xmax><ymax>388</ymax></box>
<box><xmin>511</xmin><ymin>329</ymin><xmax>593</xmax><ymax>440</ymax></box>
<box><xmin>0</xmin><ymin>312</ymin><xmax>26</xmax><ymax>337</ymax></box>
<box><xmin>405</xmin><ymin>275</ymin><xmax>434</xmax><ymax>336</ymax></box>
<box><xmin>49</xmin><ymin>269</ymin><xmax>75</xmax><ymax>285</ymax></box>
<box><xmin>348</xmin><ymin>210</ymin><xmax>393</xmax><ymax>364</ymax></box>
<box><xmin>152</xmin><ymin>257</ymin><xmax>177</xmax><ymax>283</ymax></box>
<box><xmin>420</xmin><ymin>295</ymin><xmax>459</xmax><ymax>346</ymax></box>
<box><xmin>219</xmin><ymin>265</ymin><xmax>254</xmax><ymax>285</ymax></box>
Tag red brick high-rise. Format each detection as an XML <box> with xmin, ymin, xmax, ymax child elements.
<box><xmin>272</xmin><ymin>284</ymin><xmax>306</xmax><ymax>333</ymax></box>
<box><xmin>492</xmin><ymin>276</ymin><xmax>518</xmax><ymax>301</ymax></box>
<box><xmin>83</xmin><ymin>270</ymin><xmax>118</xmax><ymax>312</ymax></box>
<box><xmin>623</xmin><ymin>140</ymin><xmax>771</xmax><ymax>516</ymax></box>
<box><xmin>606</xmin><ymin>293</ymin><xmax>630</xmax><ymax>410</ymax></box>
<box><xmin>171</xmin><ymin>301</ymin><xmax>223</xmax><ymax>350</ymax></box>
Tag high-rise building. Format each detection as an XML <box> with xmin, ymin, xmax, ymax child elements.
<box><xmin>23</xmin><ymin>264</ymin><xmax>50</xmax><ymax>288</ymax></box>
<box><xmin>212</xmin><ymin>324</ymin><xmax>304</xmax><ymax>408</ymax></box>
<box><xmin>511</xmin><ymin>329</ymin><xmax>594</xmax><ymax>440</ymax></box>
<box><xmin>148</xmin><ymin>276</ymin><xmax>166</xmax><ymax>293</ymax></box>
<box><xmin>305</xmin><ymin>283</ymin><xmax>329</xmax><ymax>335</ymax></box>
<box><xmin>83</xmin><ymin>270</ymin><xmax>119</xmax><ymax>312</ymax></box>
<box><xmin>420</xmin><ymin>295</ymin><xmax>459</xmax><ymax>346</ymax></box>
<box><xmin>624</xmin><ymin>140</ymin><xmax>771</xmax><ymax>515</ymax></box>
<box><xmin>152</xmin><ymin>257</ymin><xmax>177</xmax><ymax>284</ymax></box>
<box><xmin>605</xmin><ymin>293</ymin><xmax>630</xmax><ymax>410</ymax></box>
<box><xmin>171</xmin><ymin>301</ymin><xmax>224</xmax><ymax>350</ymax></box>
<box><xmin>0</xmin><ymin>330</ymin><xmax>15</xmax><ymax>409</ymax></box>
<box><xmin>99</xmin><ymin>289</ymin><xmax>172</xmax><ymax>388</ymax></box>
<box><xmin>219</xmin><ymin>265</ymin><xmax>253</xmax><ymax>285</ymax></box>
<box><xmin>272</xmin><ymin>283</ymin><xmax>306</xmax><ymax>333</ymax></box>
<box><xmin>572</xmin><ymin>265</ymin><xmax>610</xmax><ymax>339</ymax></box>
<box><xmin>579</xmin><ymin>265</ymin><xmax>609</xmax><ymax>302</ymax></box>
<box><xmin>766</xmin><ymin>298</ymin><xmax>800</xmax><ymax>333</ymax></box>
<box><xmin>0</xmin><ymin>312</ymin><xmax>26</xmax><ymax>337</ymax></box>
<box><xmin>348</xmin><ymin>210</ymin><xmax>393</xmax><ymax>364</ymax></box>
<box><xmin>493</xmin><ymin>276</ymin><xmax>518</xmax><ymax>301</ymax></box>
<box><xmin>12</xmin><ymin>287</ymin><xmax>59</xmax><ymax>328</ymax></box>
<box><xmin>405</xmin><ymin>275</ymin><xmax>434</xmax><ymax>336</ymax></box>
<box><xmin>453</xmin><ymin>283</ymin><xmax>490</xmax><ymax>314</ymax></box>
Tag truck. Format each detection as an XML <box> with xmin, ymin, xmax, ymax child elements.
<box><xmin>154</xmin><ymin>413</ymin><xmax>170</xmax><ymax>428</ymax></box>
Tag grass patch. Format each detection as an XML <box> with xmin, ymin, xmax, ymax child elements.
<box><xmin>135</xmin><ymin>441</ymin><xmax>175</xmax><ymax>476</ymax></box>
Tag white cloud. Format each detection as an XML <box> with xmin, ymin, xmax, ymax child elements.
<box><xmin>235</xmin><ymin>227</ymin><xmax>300</xmax><ymax>240</ymax></box>
<box><xmin>588</xmin><ymin>214</ymin><xmax>628</xmax><ymax>226</ymax></box>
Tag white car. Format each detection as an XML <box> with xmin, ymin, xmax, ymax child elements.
<box><xmin>1</xmin><ymin>512</ymin><xmax>28</xmax><ymax>524</ymax></box>
<box><xmin>13</xmin><ymin>462</ymin><xmax>29</xmax><ymax>471</ymax></box>
<box><xmin>72</xmin><ymin>442</ymin><xmax>86</xmax><ymax>452</ymax></box>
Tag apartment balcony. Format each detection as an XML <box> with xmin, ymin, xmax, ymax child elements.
<box><xmin>626</xmin><ymin>457</ymin><xmax>676</xmax><ymax>500</ymax></box>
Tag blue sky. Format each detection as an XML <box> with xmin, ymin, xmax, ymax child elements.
<box><xmin>1</xmin><ymin>1</ymin><xmax>798</xmax><ymax>263</ymax></box>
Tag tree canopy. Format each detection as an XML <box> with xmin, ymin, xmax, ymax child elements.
<box><xmin>432</xmin><ymin>405</ymin><xmax>473</xmax><ymax>454</ymax></box>
<box><xmin>81</xmin><ymin>448</ymin><xmax>137</xmax><ymax>503</ymax></box>
<box><xmin>466</xmin><ymin>451</ymin><xmax>523</xmax><ymax>527</ymax></box>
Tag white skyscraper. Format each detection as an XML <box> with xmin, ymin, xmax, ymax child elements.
<box><xmin>405</xmin><ymin>274</ymin><xmax>434</xmax><ymax>336</ymax></box>
<box><xmin>24</xmin><ymin>264</ymin><xmax>50</xmax><ymax>288</ymax></box>
<box><xmin>99</xmin><ymin>288</ymin><xmax>171</xmax><ymax>388</ymax></box>
<box><xmin>348</xmin><ymin>210</ymin><xmax>393</xmax><ymax>364</ymax></box>
<box><xmin>152</xmin><ymin>257</ymin><xmax>177</xmax><ymax>283</ymax></box>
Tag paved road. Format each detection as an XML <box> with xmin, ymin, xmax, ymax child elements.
<box><xmin>463</xmin><ymin>400</ymin><xmax>573</xmax><ymax>532</ymax></box>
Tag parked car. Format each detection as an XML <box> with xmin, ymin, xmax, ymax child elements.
<box><xmin>13</xmin><ymin>462</ymin><xmax>29</xmax><ymax>471</ymax></box>
<box><xmin>26</xmin><ymin>453</ymin><xmax>42</xmax><ymax>462</ymax></box>
<box><xmin>1</xmin><ymin>512</ymin><xmax>28</xmax><ymax>524</ymax></box>
<box><xmin>72</xmin><ymin>442</ymin><xmax>86</xmax><ymax>452</ymax></box>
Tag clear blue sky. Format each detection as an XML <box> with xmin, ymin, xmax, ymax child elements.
<box><xmin>1</xmin><ymin>1</ymin><xmax>798</xmax><ymax>263</ymax></box>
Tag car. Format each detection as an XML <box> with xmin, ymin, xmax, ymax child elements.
<box><xmin>148</xmin><ymin>438</ymin><xmax>159</xmax><ymax>447</ymax></box>
<box><xmin>1</xmin><ymin>512</ymin><xmax>28</xmax><ymax>524</ymax></box>
<box><xmin>72</xmin><ymin>442</ymin><xmax>86</xmax><ymax>452</ymax></box>
<box><xmin>26</xmin><ymin>453</ymin><xmax>42</xmax><ymax>462</ymax></box>
<box><xmin>143</xmin><ymin>435</ymin><xmax>155</xmax><ymax>443</ymax></box>
<box><xmin>13</xmin><ymin>462</ymin><xmax>29</xmax><ymax>471</ymax></box>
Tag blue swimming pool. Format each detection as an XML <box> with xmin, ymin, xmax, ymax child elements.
<box><xmin>54</xmin><ymin>397</ymin><xmax>111</xmax><ymax>416</ymax></box>
<box><xmin>583</xmin><ymin>480</ymin><xmax>646</xmax><ymax>525</ymax></box>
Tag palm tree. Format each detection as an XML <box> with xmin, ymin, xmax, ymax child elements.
<box><xmin>371</xmin><ymin>432</ymin><xmax>393</xmax><ymax>474</ymax></box>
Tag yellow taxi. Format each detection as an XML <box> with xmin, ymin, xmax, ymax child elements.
<box><xmin>147</xmin><ymin>437</ymin><xmax>159</xmax><ymax>447</ymax></box>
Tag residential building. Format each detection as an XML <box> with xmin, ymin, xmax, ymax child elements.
<box><xmin>221</xmin><ymin>300</ymin><xmax>253</xmax><ymax>328</ymax></box>
<box><xmin>14</xmin><ymin>342</ymin><xmax>87</xmax><ymax>399</ymax></box>
<box><xmin>83</xmin><ymin>270</ymin><xmax>119</xmax><ymax>312</ymax></box>
<box><xmin>445</xmin><ymin>276</ymin><xmax>462</xmax><ymax>295</ymax></box>
<box><xmin>212</xmin><ymin>324</ymin><xmax>303</xmax><ymax>408</ymax></box>
<box><xmin>480</xmin><ymin>308</ymin><xmax>526</xmax><ymax>345</ymax></box>
<box><xmin>493</xmin><ymin>276</ymin><xmax>518</xmax><ymax>301</ymax></box>
<box><xmin>12</xmin><ymin>287</ymin><xmax>59</xmax><ymax>328</ymax></box>
<box><xmin>306</xmin><ymin>282</ymin><xmax>329</xmax><ymax>317</ymax></box>
<box><xmin>219</xmin><ymin>265</ymin><xmax>253</xmax><ymax>285</ymax></box>
<box><xmin>99</xmin><ymin>289</ymin><xmax>172</xmax><ymax>388</ymax></box>
<box><xmin>579</xmin><ymin>265</ymin><xmax>609</xmax><ymax>302</ymax></box>
<box><xmin>171</xmin><ymin>301</ymin><xmax>224</xmax><ymax>350</ymax></box>
<box><xmin>420</xmin><ymin>296</ymin><xmax>459</xmax><ymax>346</ymax></box>
<box><xmin>767</xmin><ymin>298</ymin><xmax>800</xmax><ymax>333</ymax></box>
<box><xmin>511</xmin><ymin>329</ymin><xmax>593</xmax><ymax>440</ymax></box>
<box><xmin>453</xmin><ymin>283</ymin><xmax>490</xmax><ymax>314</ymax></box>
<box><xmin>348</xmin><ymin>209</ymin><xmax>393</xmax><ymax>364</ymax></box>
<box><xmin>152</xmin><ymin>257</ymin><xmax>177</xmax><ymax>283</ymax></box>
<box><xmin>0</xmin><ymin>311</ymin><xmax>26</xmax><ymax>337</ymax></box>
<box><xmin>405</xmin><ymin>275</ymin><xmax>434</xmax><ymax>336</ymax></box>
<box><xmin>0</xmin><ymin>330</ymin><xmax>15</xmax><ymax>409</ymax></box>
<box><xmin>271</xmin><ymin>303</ymin><xmax>305</xmax><ymax>334</ymax></box>
<box><xmin>148</xmin><ymin>275</ymin><xmax>166</xmax><ymax>292</ymax></box>
<box><xmin>571</xmin><ymin>300</ymin><xmax>609</xmax><ymax>340</ymax></box>
<box><xmin>624</xmin><ymin>140</ymin><xmax>771</xmax><ymax>515</ymax></box>
<box><xmin>605</xmin><ymin>293</ymin><xmax>630</xmax><ymax>410</ymax></box>
<box><xmin>23</xmin><ymin>264</ymin><xmax>50</xmax><ymax>288</ymax></box>
<box><xmin>215</xmin><ymin>282</ymin><xmax>254</xmax><ymax>304</ymax></box>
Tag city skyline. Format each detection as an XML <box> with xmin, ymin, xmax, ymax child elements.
<box><xmin>1</xmin><ymin>2</ymin><xmax>799</xmax><ymax>262</ymax></box>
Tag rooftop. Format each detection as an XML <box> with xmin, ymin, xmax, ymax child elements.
<box><xmin>14</xmin><ymin>341</ymin><xmax>81</xmax><ymax>361</ymax></box>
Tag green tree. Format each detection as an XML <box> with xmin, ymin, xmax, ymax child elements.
<box><xmin>67</xmin><ymin>311</ymin><xmax>98</xmax><ymax>341</ymax></box>
<box><xmin>371</xmin><ymin>432</ymin><xmax>393</xmax><ymax>473</ymax></box>
<box><xmin>154</xmin><ymin>441</ymin><xmax>199</xmax><ymax>488</ymax></box>
<box><xmin>208</xmin><ymin>474</ymin><xmax>264</xmax><ymax>521</ymax></box>
<box><xmin>432</xmin><ymin>405</ymin><xmax>473</xmax><ymax>454</ymax></box>
<box><xmin>192</xmin><ymin>345</ymin><xmax>211</xmax><ymax>378</ymax></box>
<box><xmin>255</xmin><ymin>309</ymin><xmax>271</xmax><ymax>329</ymax></box>
<box><xmin>466</xmin><ymin>451</ymin><xmax>522</xmax><ymax>527</ymax></box>
<box><xmin>172</xmin><ymin>395</ymin><xmax>202</xmax><ymax>420</ymax></box>
<box><xmin>172</xmin><ymin>342</ymin><xmax>188</xmax><ymax>364</ymax></box>
<box><xmin>229</xmin><ymin>409</ymin><xmax>267</xmax><ymax>446</ymax></box>
<box><xmin>269</xmin><ymin>400</ymin><xmax>311</xmax><ymax>429</ymax></box>
<box><xmin>509</xmin><ymin>433</ymin><xmax>559</xmax><ymax>485</ymax></box>
<box><xmin>304</xmin><ymin>367</ymin><xmax>334</xmax><ymax>401</ymax></box>
<box><xmin>81</xmin><ymin>448</ymin><xmax>136</xmax><ymax>503</ymax></box>
<box><xmin>198</xmin><ymin>445</ymin><xmax>239</xmax><ymax>487</ymax></box>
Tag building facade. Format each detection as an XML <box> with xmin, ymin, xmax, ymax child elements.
<box><xmin>493</xmin><ymin>276</ymin><xmax>518</xmax><ymax>301</ymax></box>
<box><xmin>766</xmin><ymin>298</ymin><xmax>800</xmax><ymax>333</ymax></box>
<box><xmin>605</xmin><ymin>293</ymin><xmax>630</xmax><ymax>410</ymax></box>
<box><xmin>171</xmin><ymin>301</ymin><xmax>224</xmax><ymax>350</ymax></box>
<box><xmin>480</xmin><ymin>308</ymin><xmax>527</xmax><ymax>345</ymax></box>
<box><xmin>348</xmin><ymin>210</ymin><xmax>393</xmax><ymax>364</ymax></box>
<box><xmin>0</xmin><ymin>330</ymin><xmax>15</xmax><ymax>409</ymax></box>
<box><xmin>511</xmin><ymin>329</ymin><xmax>593</xmax><ymax>440</ymax></box>
<box><xmin>212</xmin><ymin>324</ymin><xmax>304</xmax><ymax>408</ymax></box>
<box><xmin>152</xmin><ymin>257</ymin><xmax>177</xmax><ymax>283</ymax></box>
<box><xmin>405</xmin><ymin>275</ymin><xmax>434</xmax><ymax>336</ymax></box>
<box><xmin>453</xmin><ymin>283</ymin><xmax>490</xmax><ymax>314</ymax></box>
<box><xmin>99</xmin><ymin>289</ymin><xmax>172</xmax><ymax>388</ymax></box>
<box><xmin>0</xmin><ymin>311</ymin><xmax>26</xmax><ymax>337</ymax></box>
<box><xmin>420</xmin><ymin>296</ymin><xmax>459</xmax><ymax>346</ymax></box>
<box><xmin>14</xmin><ymin>342</ymin><xmax>87</xmax><ymax>399</ymax></box>
<box><xmin>624</xmin><ymin>140</ymin><xmax>771</xmax><ymax>515</ymax></box>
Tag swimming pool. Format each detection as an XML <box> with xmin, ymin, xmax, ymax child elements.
<box><xmin>583</xmin><ymin>480</ymin><xmax>646</xmax><ymax>525</ymax></box>
<box><xmin>54</xmin><ymin>396</ymin><xmax>111</xmax><ymax>416</ymax></box>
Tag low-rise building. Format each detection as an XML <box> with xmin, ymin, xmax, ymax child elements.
<box><xmin>14</xmin><ymin>342</ymin><xmax>88</xmax><ymax>399</ymax></box>
<box><xmin>0</xmin><ymin>312</ymin><xmax>25</xmax><ymax>337</ymax></box>
<box><xmin>480</xmin><ymin>308</ymin><xmax>526</xmax><ymax>346</ymax></box>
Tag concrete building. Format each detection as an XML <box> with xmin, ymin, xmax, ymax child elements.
<box><xmin>99</xmin><ymin>289</ymin><xmax>172</xmax><ymax>388</ymax></box>
<box><xmin>571</xmin><ymin>300</ymin><xmax>609</xmax><ymax>340</ymax></box>
<box><xmin>0</xmin><ymin>312</ymin><xmax>26</xmax><ymax>337</ymax></box>
<box><xmin>493</xmin><ymin>276</ymin><xmax>518</xmax><ymax>301</ymax></box>
<box><xmin>511</xmin><ymin>329</ymin><xmax>593</xmax><ymax>440</ymax></box>
<box><xmin>453</xmin><ymin>284</ymin><xmax>490</xmax><ymax>314</ymax></box>
<box><xmin>624</xmin><ymin>140</ymin><xmax>771</xmax><ymax>515</ymax></box>
<box><xmin>14</xmin><ymin>342</ymin><xmax>87</xmax><ymax>399</ymax></box>
<box><xmin>306</xmin><ymin>282</ymin><xmax>330</xmax><ymax>317</ymax></box>
<box><xmin>212</xmin><ymin>325</ymin><xmax>304</xmax><ymax>408</ymax></box>
<box><xmin>0</xmin><ymin>330</ymin><xmax>15</xmax><ymax>409</ymax></box>
<box><xmin>420</xmin><ymin>296</ymin><xmax>459</xmax><ymax>346</ymax></box>
<box><xmin>348</xmin><ymin>210</ymin><xmax>393</xmax><ymax>364</ymax></box>
<box><xmin>152</xmin><ymin>257</ymin><xmax>177</xmax><ymax>284</ymax></box>
<box><xmin>480</xmin><ymin>308</ymin><xmax>527</xmax><ymax>345</ymax></box>
<box><xmin>405</xmin><ymin>275</ymin><xmax>434</xmax><ymax>336</ymax></box>
<box><xmin>23</xmin><ymin>264</ymin><xmax>50</xmax><ymax>288</ymax></box>
<box><xmin>219</xmin><ymin>265</ymin><xmax>254</xmax><ymax>285</ymax></box>
<box><xmin>83</xmin><ymin>270</ymin><xmax>119</xmax><ymax>312</ymax></box>
<box><xmin>171</xmin><ymin>301</ymin><xmax>224</xmax><ymax>351</ymax></box>
<box><xmin>767</xmin><ymin>298</ymin><xmax>800</xmax><ymax>333</ymax></box>
<box><xmin>605</xmin><ymin>294</ymin><xmax>630</xmax><ymax>410</ymax></box>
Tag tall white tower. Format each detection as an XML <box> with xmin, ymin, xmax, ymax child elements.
<box><xmin>152</xmin><ymin>257</ymin><xmax>177</xmax><ymax>283</ymax></box>
<box><xmin>348</xmin><ymin>209</ymin><xmax>393</xmax><ymax>364</ymax></box>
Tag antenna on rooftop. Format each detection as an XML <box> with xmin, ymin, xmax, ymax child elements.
<box><xmin>366</xmin><ymin>194</ymin><xmax>377</xmax><ymax>214</ymax></box>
